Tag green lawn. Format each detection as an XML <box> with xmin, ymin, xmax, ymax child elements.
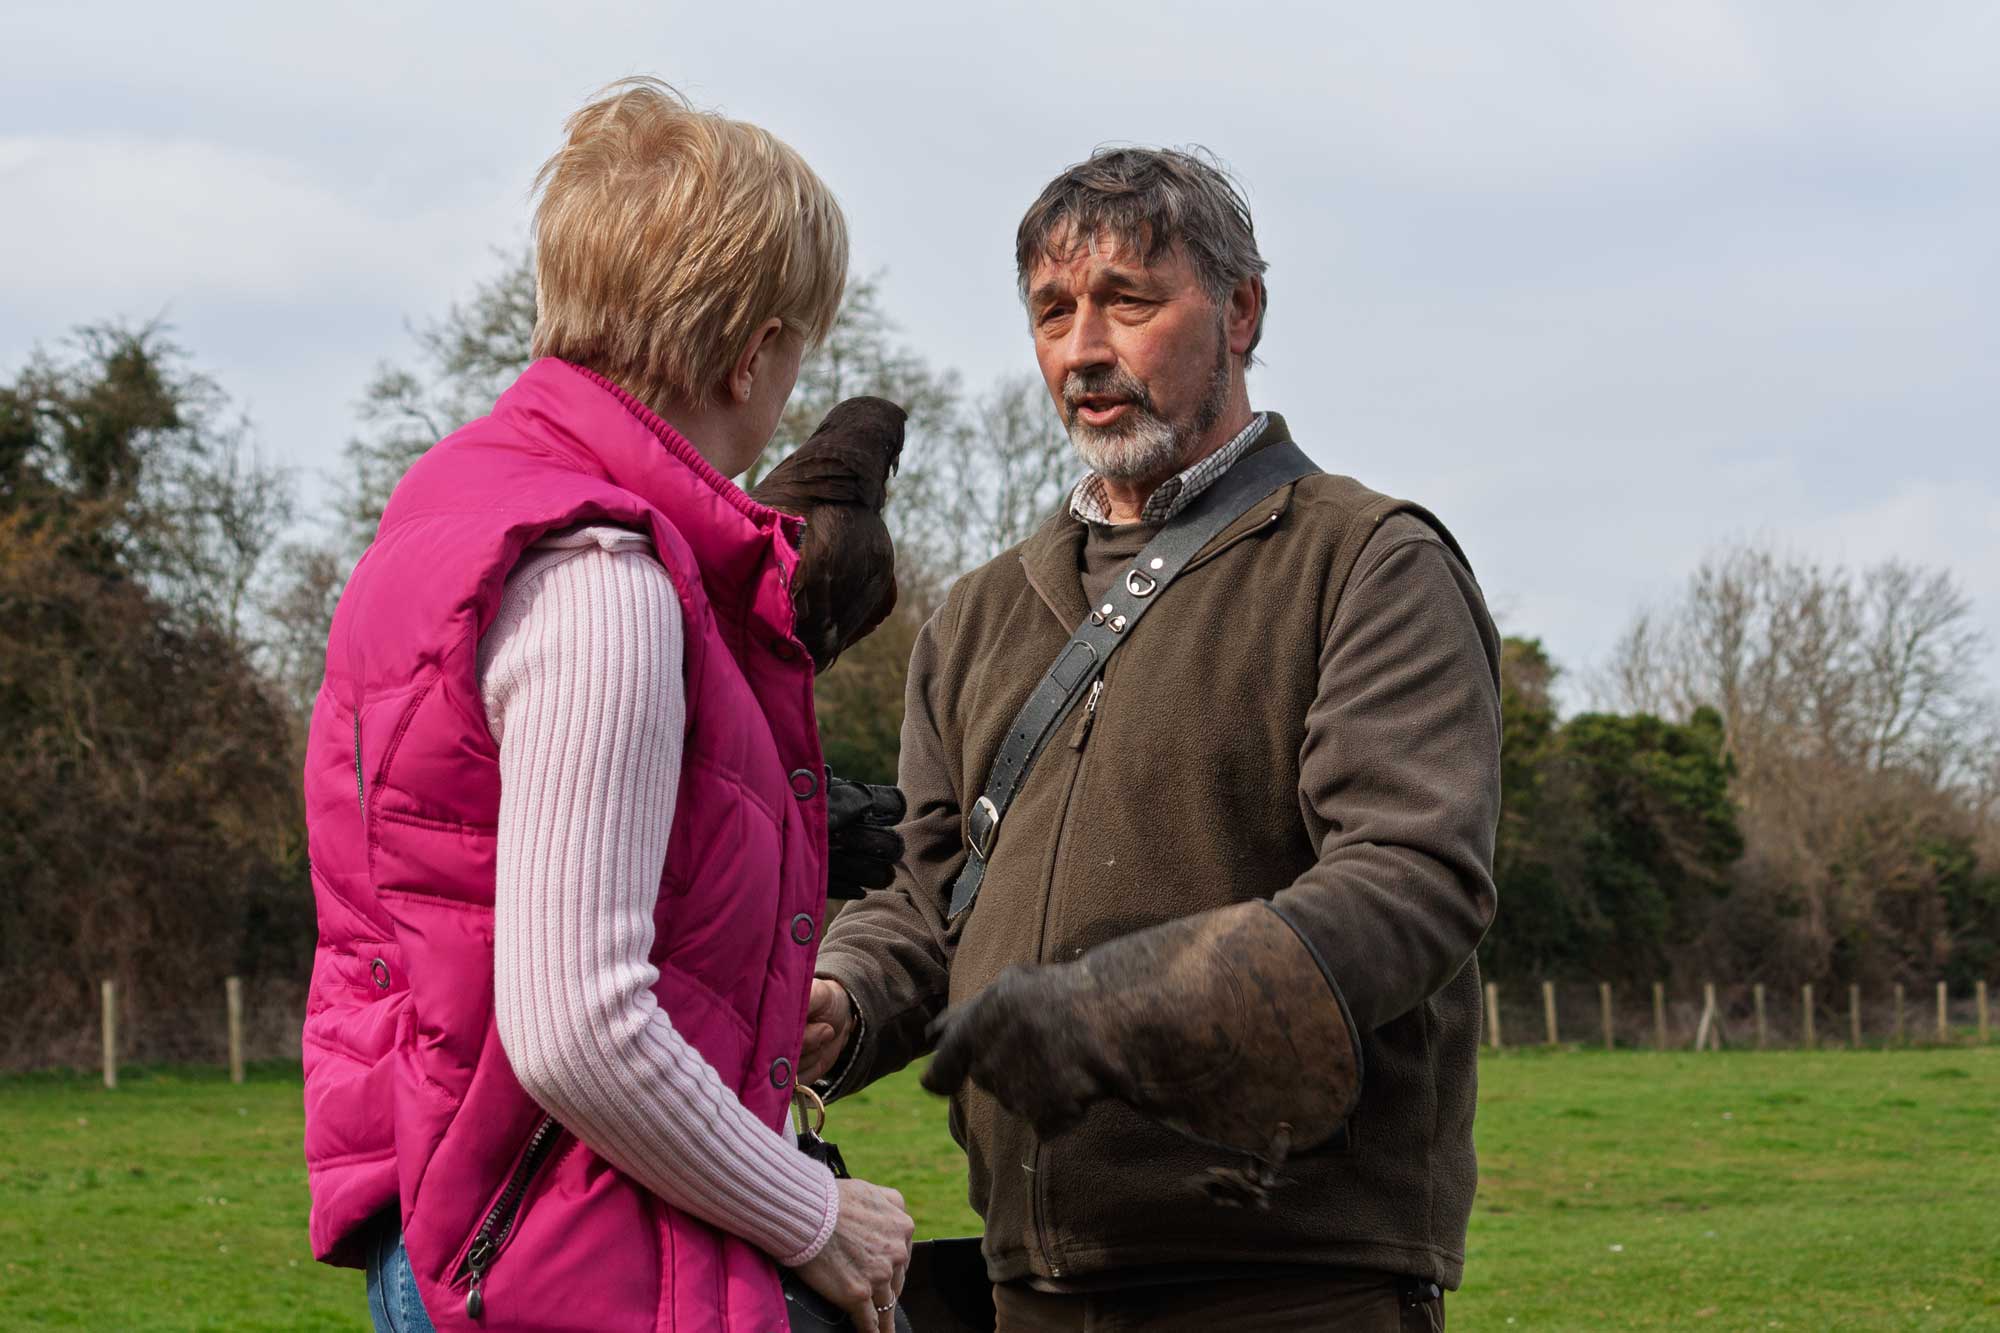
<box><xmin>2</xmin><ymin>1048</ymin><xmax>1994</xmax><ymax>1330</ymax></box>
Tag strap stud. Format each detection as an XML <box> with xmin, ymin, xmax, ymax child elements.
<box><xmin>1149</xmin><ymin>557</ymin><xmax>1165</xmax><ymax>570</ymax></box>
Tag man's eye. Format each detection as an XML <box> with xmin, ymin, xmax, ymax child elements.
<box><xmin>1039</xmin><ymin>307</ymin><xmax>1071</xmax><ymax>326</ymax></box>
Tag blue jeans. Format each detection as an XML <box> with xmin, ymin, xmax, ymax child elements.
<box><xmin>365</xmin><ymin>1221</ymin><xmax>437</xmax><ymax>1333</ymax></box>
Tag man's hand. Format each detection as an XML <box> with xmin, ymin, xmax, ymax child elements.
<box><xmin>921</xmin><ymin>903</ymin><xmax>1361</xmax><ymax>1158</ymax></box>
<box><xmin>826</xmin><ymin>776</ymin><xmax>906</xmax><ymax>899</ymax></box>
<box><xmin>801</xmin><ymin>978</ymin><xmax>856</xmax><ymax>1085</ymax></box>
<box><xmin>920</xmin><ymin>962</ymin><xmax>1108</xmax><ymax>1138</ymax></box>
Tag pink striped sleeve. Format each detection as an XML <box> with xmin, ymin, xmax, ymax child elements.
<box><xmin>479</xmin><ymin>528</ymin><xmax>839</xmax><ymax>1267</ymax></box>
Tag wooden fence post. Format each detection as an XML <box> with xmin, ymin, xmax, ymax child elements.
<box><xmin>1937</xmin><ymin>982</ymin><xmax>1949</xmax><ymax>1043</ymax></box>
<box><xmin>226</xmin><ymin>976</ymin><xmax>246</xmax><ymax>1085</ymax></box>
<box><xmin>1753</xmin><ymin>983</ymin><xmax>1768</xmax><ymax>1049</ymax></box>
<box><xmin>1484</xmin><ymin>981</ymin><xmax>1502</xmax><ymax>1051</ymax></box>
<box><xmin>1542</xmin><ymin>981</ymin><xmax>1559</xmax><ymax>1047</ymax></box>
<box><xmin>1653</xmin><ymin>981</ymin><xmax>1668</xmax><ymax>1050</ymax></box>
<box><xmin>1849</xmin><ymin>984</ymin><xmax>1862</xmax><ymax>1050</ymax></box>
<box><xmin>1893</xmin><ymin>983</ymin><xmax>1906</xmax><ymax>1044</ymax></box>
<box><xmin>100</xmin><ymin>979</ymin><xmax>118</xmax><ymax>1090</ymax></box>
<box><xmin>1802</xmin><ymin>984</ymin><xmax>1815</xmax><ymax>1050</ymax></box>
<box><xmin>1979</xmin><ymin>981</ymin><xmax>1990</xmax><ymax>1043</ymax></box>
<box><xmin>1693</xmin><ymin>982</ymin><xmax>1720</xmax><ymax>1051</ymax></box>
<box><xmin>1600</xmin><ymin>982</ymin><xmax>1615</xmax><ymax>1050</ymax></box>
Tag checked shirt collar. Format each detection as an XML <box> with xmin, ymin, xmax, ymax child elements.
<box><xmin>1067</xmin><ymin>412</ymin><xmax>1270</xmax><ymax>526</ymax></box>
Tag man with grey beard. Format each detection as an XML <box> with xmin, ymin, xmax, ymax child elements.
<box><xmin>804</xmin><ymin>147</ymin><xmax>1501</xmax><ymax>1331</ymax></box>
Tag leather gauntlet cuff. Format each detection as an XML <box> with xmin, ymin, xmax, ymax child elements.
<box><xmin>1077</xmin><ymin>900</ymin><xmax>1362</xmax><ymax>1158</ymax></box>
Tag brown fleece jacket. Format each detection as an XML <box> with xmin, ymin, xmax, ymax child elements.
<box><xmin>814</xmin><ymin>415</ymin><xmax>1501</xmax><ymax>1289</ymax></box>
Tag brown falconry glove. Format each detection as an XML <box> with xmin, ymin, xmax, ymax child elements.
<box><xmin>922</xmin><ymin>901</ymin><xmax>1360</xmax><ymax>1202</ymax></box>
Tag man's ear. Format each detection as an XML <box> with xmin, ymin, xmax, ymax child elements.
<box><xmin>1225</xmin><ymin>276</ymin><xmax>1263</xmax><ymax>359</ymax></box>
<box><xmin>727</xmin><ymin>317</ymin><xmax>789</xmax><ymax>405</ymax></box>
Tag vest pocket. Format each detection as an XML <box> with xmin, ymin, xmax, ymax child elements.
<box><xmin>450</xmin><ymin>1115</ymin><xmax>567</xmax><ymax>1321</ymax></box>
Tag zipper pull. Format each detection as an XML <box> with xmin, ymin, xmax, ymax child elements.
<box><xmin>464</xmin><ymin>1238</ymin><xmax>494</xmax><ymax>1319</ymax></box>
<box><xmin>1069</xmin><ymin>680</ymin><xmax>1104</xmax><ymax>751</ymax></box>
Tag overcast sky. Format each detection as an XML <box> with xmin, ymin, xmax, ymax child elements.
<box><xmin>4</xmin><ymin>1</ymin><xmax>1996</xmax><ymax>701</ymax></box>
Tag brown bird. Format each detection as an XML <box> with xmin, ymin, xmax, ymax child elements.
<box><xmin>748</xmin><ymin>395</ymin><xmax>905</xmax><ymax>672</ymax></box>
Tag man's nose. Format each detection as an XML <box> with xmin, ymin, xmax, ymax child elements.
<box><xmin>1059</xmin><ymin>302</ymin><xmax>1116</xmax><ymax>378</ymax></box>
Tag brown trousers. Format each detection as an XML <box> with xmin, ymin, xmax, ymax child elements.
<box><xmin>992</xmin><ymin>1273</ymin><xmax>1444</xmax><ymax>1332</ymax></box>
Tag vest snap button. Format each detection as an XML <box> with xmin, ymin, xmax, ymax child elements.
<box><xmin>369</xmin><ymin>958</ymin><xmax>391</xmax><ymax>990</ymax></box>
<box><xmin>770</xmin><ymin>1056</ymin><xmax>794</xmax><ymax>1089</ymax></box>
<box><xmin>771</xmin><ymin>638</ymin><xmax>799</xmax><ymax>662</ymax></box>
<box><xmin>788</xmin><ymin>768</ymin><xmax>819</xmax><ymax>800</ymax></box>
<box><xmin>790</xmin><ymin>913</ymin><xmax>815</xmax><ymax>945</ymax></box>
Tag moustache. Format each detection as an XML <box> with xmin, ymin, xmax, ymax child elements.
<box><xmin>1062</xmin><ymin>368</ymin><xmax>1155</xmax><ymax>418</ymax></box>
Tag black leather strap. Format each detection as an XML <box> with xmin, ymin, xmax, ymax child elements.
<box><xmin>946</xmin><ymin>440</ymin><xmax>1321</xmax><ymax>920</ymax></box>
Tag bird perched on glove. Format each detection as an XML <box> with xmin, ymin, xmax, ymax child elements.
<box><xmin>747</xmin><ymin>395</ymin><xmax>905</xmax><ymax>673</ymax></box>
<box><xmin>749</xmin><ymin>396</ymin><xmax>910</xmax><ymax>902</ymax></box>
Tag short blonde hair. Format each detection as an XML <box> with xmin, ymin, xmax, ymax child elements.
<box><xmin>530</xmin><ymin>78</ymin><xmax>847</xmax><ymax>407</ymax></box>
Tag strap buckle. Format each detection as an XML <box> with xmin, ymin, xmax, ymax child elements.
<box><xmin>967</xmin><ymin>796</ymin><xmax>1000</xmax><ymax>862</ymax></box>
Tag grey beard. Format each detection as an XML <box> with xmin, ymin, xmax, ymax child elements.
<box><xmin>1069</xmin><ymin>406</ymin><xmax>1182</xmax><ymax>482</ymax></box>
<box><xmin>1064</xmin><ymin>324</ymin><xmax>1233</xmax><ymax>485</ymax></box>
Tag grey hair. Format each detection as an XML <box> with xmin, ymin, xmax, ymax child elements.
<box><xmin>1015</xmin><ymin>146</ymin><xmax>1269</xmax><ymax>364</ymax></box>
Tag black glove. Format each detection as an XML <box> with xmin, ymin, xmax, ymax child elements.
<box><xmin>825</xmin><ymin>773</ymin><xmax>906</xmax><ymax>898</ymax></box>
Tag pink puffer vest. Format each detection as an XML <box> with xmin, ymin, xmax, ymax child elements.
<box><xmin>302</xmin><ymin>358</ymin><xmax>826</xmax><ymax>1331</ymax></box>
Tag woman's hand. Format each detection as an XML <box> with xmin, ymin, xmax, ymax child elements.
<box><xmin>795</xmin><ymin>1176</ymin><xmax>914</xmax><ymax>1333</ymax></box>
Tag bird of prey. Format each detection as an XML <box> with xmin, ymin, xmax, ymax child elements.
<box><xmin>747</xmin><ymin>395</ymin><xmax>905</xmax><ymax>672</ymax></box>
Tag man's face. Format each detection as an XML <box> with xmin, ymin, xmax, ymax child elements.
<box><xmin>1026</xmin><ymin>230</ymin><xmax>1231</xmax><ymax>483</ymax></box>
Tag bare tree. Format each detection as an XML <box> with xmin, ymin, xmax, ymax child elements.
<box><xmin>924</xmin><ymin>373</ymin><xmax>1075</xmax><ymax>579</ymax></box>
<box><xmin>148</xmin><ymin>429</ymin><xmax>297</xmax><ymax>652</ymax></box>
<box><xmin>1605</xmin><ymin>546</ymin><xmax>1992</xmax><ymax>782</ymax></box>
<box><xmin>336</xmin><ymin>251</ymin><xmax>538</xmax><ymax>555</ymax></box>
<box><xmin>263</xmin><ymin>539</ymin><xmax>348</xmax><ymax>724</ymax></box>
<box><xmin>1854</xmin><ymin>562</ymin><xmax>1983</xmax><ymax>780</ymax></box>
<box><xmin>1601</xmin><ymin>542</ymin><xmax>2000</xmax><ymax>986</ymax></box>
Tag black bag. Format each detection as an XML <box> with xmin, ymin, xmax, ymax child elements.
<box><xmin>783</xmin><ymin>1233</ymin><xmax>994</xmax><ymax>1333</ymax></box>
<box><xmin>779</xmin><ymin>1088</ymin><xmax>996</xmax><ymax>1331</ymax></box>
<box><xmin>895</xmin><ymin>1238</ymin><xmax>995</xmax><ymax>1333</ymax></box>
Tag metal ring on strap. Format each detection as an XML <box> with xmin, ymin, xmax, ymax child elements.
<box><xmin>792</xmin><ymin>1085</ymin><xmax>828</xmax><ymax>1137</ymax></box>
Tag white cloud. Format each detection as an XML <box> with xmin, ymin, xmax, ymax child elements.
<box><xmin>0</xmin><ymin>133</ymin><xmax>515</xmax><ymax>303</ymax></box>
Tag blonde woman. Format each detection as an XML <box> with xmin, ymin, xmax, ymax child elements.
<box><xmin>301</xmin><ymin>79</ymin><xmax>913</xmax><ymax>1333</ymax></box>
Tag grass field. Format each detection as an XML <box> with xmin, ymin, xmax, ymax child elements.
<box><xmin>2</xmin><ymin>1047</ymin><xmax>1994</xmax><ymax>1331</ymax></box>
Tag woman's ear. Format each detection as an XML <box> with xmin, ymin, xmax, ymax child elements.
<box><xmin>727</xmin><ymin>317</ymin><xmax>789</xmax><ymax>405</ymax></box>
